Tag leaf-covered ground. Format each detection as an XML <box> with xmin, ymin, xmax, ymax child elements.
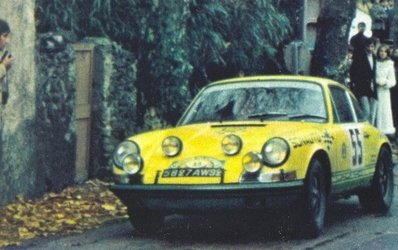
<box><xmin>0</xmin><ymin>179</ymin><xmax>127</xmax><ymax>247</ymax></box>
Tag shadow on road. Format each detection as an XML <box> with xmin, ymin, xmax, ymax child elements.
<box><xmin>130</xmin><ymin>197</ymin><xmax>378</xmax><ymax>244</ymax></box>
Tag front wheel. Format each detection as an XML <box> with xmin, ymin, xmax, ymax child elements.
<box><xmin>299</xmin><ymin>158</ymin><xmax>327</xmax><ymax>238</ymax></box>
<box><xmin>358</xmin><ymin>147</ymin><xmax>394</xmax><ymax>213</ymax></box>
<box><xmin>127</xmin><ymin>207</ymin><xmax>164</xmax><ymax>234</ymax></box>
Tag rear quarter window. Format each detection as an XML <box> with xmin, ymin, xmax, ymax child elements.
<box><xmin>329</xmin><ymin>86</ymin><xmax>355</xmax><ymax>123</ymax></box>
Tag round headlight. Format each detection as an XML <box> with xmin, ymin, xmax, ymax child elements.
<box><xmin>262</xmin><ymin>138</ymin><xmax>289</xmax><ymax>167</ymax></box>
<box><xmin>122</xmin><ymin>154</ymin><xmax>142</xmax><ymax>174</ymax></box>
<box><xmin>222</xmin><ymin>134</ymin><xmax>242</xmax><ymax>156</ymax></box>
<box><xmin>242</xmin><ymin>152</ymin><xmax>263</xmax><ymax>173</ymax></box>
<box><xmin>113</xmin><ymin>141</ymin><xmax>140</xmax><ymax>167</ymax></box>
<box><xmin>162</xmin><ymin>136</ymin><xmax>182</xmax><ymax>157</ymax></box>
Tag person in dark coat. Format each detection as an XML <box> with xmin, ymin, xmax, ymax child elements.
<box><xmin>350</xmin><ymin>36</ymin><xmax>377</xmax><ymax>124</ymax></box>
<box><xmin>350</xmin><ymin>22</ymin><xmax>368</xmax><ymax>63</ymax></box>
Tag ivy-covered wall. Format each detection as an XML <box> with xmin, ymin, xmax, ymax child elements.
<box><xmin>0</xmin><ymin>27</ymin><xmax>142</xmax><ymax>205</ymax></box>
<box><xmin>36</xmin><ymin>34</ymin><xmax>76</xmax><ymax>192</ymax></box>
<box><xmin>35</xmin><ymin>35</ymin><xmax>141</xmax><ymax>188</ymax></box>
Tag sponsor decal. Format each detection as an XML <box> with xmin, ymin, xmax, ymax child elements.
<box><xmin>321</xmin><ymin>130</ymin><xmax>334</xmax><ymax>150</ymax></box>
<box><xmin>289</xmin><ymin>130</ymin><xmax>334</xmax><ymax>150</ymax></box>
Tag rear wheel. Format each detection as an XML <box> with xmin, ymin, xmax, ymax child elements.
<box><xmin>358</xmin><ymin>147</ymin><xmax>394</xmax><ymax>213</ymax></box>
<box><xmin>127</xmin><ymin>207</ymin><xmax>164</xmax><ymax>234</ymax></box>
<box><xmin>300</xmin><ymin>158</ymin><xmax>326</xmax><ymax>238</ymax></box>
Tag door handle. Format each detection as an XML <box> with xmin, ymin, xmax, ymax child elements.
<box><xmin>363</xmin><ymin>132</ymin><xmax>370</xmax><ymax>139</ymax></box>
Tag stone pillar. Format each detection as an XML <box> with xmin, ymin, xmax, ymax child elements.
<box><xmin>0</xmin><ymin>0</ymin><xmax>38</xmax><ymax>205</ymax></box>
<box><xmin>82</xmin><ymin>38</ymin><xmax>138</xmax><ymax>179</ymax></box>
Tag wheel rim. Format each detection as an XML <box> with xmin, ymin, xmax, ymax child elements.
<box><xmin>310</xmin><ymin>174</ymin><xmax>321</xmax><ymax>217</ymax></box>
<box><xmin>378</xmin><ymin>161</ymin><xmax>389</xmax><ymax>197</ymax></box>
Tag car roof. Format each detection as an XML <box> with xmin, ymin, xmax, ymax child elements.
<box><xmin>210</xmin><ymin>75</ymin><xmax>343</xmax><ymax>89</ymax></box>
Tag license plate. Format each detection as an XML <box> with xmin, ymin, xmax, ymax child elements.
<box><xmin>162</xmin><ymin>168</ymin><xmax>223</xmax><ymax>178</ymax></box>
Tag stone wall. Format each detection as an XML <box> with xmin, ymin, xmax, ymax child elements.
<box><xmin>0</xmin><ymin>9</ymin><xmax>153</xmax><ymax>204</ymax></box>
<box><xmin>84</xmin><ymin>38</ymin><xmax>138</xmax><ymax>179</ymax></box>
<box><xmin>0</xmin><ymin>28</ymin><xmax>139</xmax><ymax>204</ymax></box>
<box><xmin>36</xmin><ymin>34</ymin><xmax>76</xmax><ymax>192</ymax></box>
<box><xmin>0</xmin><ymin>0</ymin><xmax>38</xmax><ymax>205</ymax></box>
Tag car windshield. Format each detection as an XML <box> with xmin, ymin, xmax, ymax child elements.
<box><xmin>179</xmin><ymin>80</ymin><xmax>327</xmax><ymax>125</ymax></box>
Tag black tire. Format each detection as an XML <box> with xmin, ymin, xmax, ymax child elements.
<box><xmin>300</xmin><ymin>158</ymin><xmax>327</xmax><ymax>238</ymax></box>
<box><xmin>358</xmin><ymin>147</ymin><xmax>394</xmax><ymax>213</ymax></box>
<box><xmin>127</xmin><ymin>207</ymin><xmax>164</xmax><ymax>234</ymax></box>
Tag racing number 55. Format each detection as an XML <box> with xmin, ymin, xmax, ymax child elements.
<box><xmin>349</xmin><ymin>128</ymin><xmax>363</xmax><ymax>166</ymax></box>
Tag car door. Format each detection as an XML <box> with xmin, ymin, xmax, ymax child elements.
<box><xmin>347</xmin><ymin>93</ymin><xmax>378</xmax><ymax>168</ymax></box>
<box><xmin>328</xmin><ymin>86</ymin><xmax>367</xmax><ymax>193</ymax></box>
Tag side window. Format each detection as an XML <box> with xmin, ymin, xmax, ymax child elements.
<box><xmin>329</xmin><ymin>86</ymin><xmax>355</xmax><ymax>123</ymax></box>
<box><xmin>350</xmin><ymin>95</ymin><xmax>366</xmax><ymax>122</ymax></box>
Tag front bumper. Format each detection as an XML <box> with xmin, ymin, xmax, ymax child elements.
<box><xmin>111</xmin><ymin>181</ymin><xmax>304</xmax><ymax>213</ymax></box>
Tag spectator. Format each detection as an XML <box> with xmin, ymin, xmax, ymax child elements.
<box><xmin>350</xmin><ymin>36</ymin><xmax>377</xmax><ymax>124</ymax></box>
<box><xmin>350</xmin><ymin>22</ymin><xmax>368</xmax><ymax>61</ymax></box>
<box><xmin>375</xmin><ymin>45</ymin><xmax>396</xmax><ymax>137</ymax></box>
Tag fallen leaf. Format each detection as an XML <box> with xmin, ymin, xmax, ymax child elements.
<box><xmin>101</xmin><ymin>204</ymin><xmax>116</xmax><ymax>211</ymax></box>
<box><xmin>18</xmin><ymin>227</ymin><xmax>36</xmax><ymax>239</ymax></box>
<box><xmin>0</xmin><ymin>178</ymin><xmax>127</xmax><ymax>247</ymax></box>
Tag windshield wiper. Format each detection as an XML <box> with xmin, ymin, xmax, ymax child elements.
<box><xmin>288</xmin><ymin>113</ymin><xmax>327</xmax><ymax>120</ymax></box>
<box><xmin>248</xmin><ymin>112</ymin><xmax>288</xmax><ymax>120</ymax></box>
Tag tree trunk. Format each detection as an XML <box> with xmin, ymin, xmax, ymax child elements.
<box><xmin>311</xmin><ymin>0</ymin><xmax>356</xmax><ymax>79</ymax></box>
<box><xmin>393</xmin><ymin>0</ymin><xmax>398</xmax><ymax>47</ymax></box>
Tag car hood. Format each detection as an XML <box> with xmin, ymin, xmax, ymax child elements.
<box><xmin>129</xmin><ymin>121</ymin><xmax>325</xmax><ymax>184</ymax></box>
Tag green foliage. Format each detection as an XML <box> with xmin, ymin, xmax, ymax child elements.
<box><xmin>36</xmin><ymin>0</ymin><xmax>292</xmax><ymax>124</ymax></box>
<box><xmin>132</xmin><ymin>1</ymin><xmax>193</xmax><ymax>124</ymax></box>
<box><xmin>186</xmin><ymin>0</ymin><xmax>291</xmax><ymax>90</ymax></box>
<box><xmin>224</xmin><ymin>0</ymin><xmax>291</xmax><ymax>73</ymax></box>
<box><xmin>107</xmin><ymin>44</ymin><xmax>138</xmax><ymax>140</ymax></box>
<box><xmin>271</xmin><ymin>0</ymin><xmax>303</xmax><ymax>40</ymax></box>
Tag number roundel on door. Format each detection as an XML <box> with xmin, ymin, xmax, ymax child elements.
<box><xmin>348</xmin><ymin>128</ymin><xmax>363</xmax><ymax>167</ymax></box>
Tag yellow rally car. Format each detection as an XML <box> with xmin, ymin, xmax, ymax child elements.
<box><xmin>110</xmin><ymin>75</ymin><xmax>394</xmax><ymax>237</ymax></box>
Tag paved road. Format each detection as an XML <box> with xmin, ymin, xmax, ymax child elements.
<box><xmin>7</xmin><ymin>174</ymin><xmax>398</xmax><ymax>250</ymax></box>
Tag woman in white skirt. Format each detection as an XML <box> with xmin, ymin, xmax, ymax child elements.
<box><xmin>375</xmin><ymin>45</ymin><xmax>396</xmax><ymax>136</ymax></box>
